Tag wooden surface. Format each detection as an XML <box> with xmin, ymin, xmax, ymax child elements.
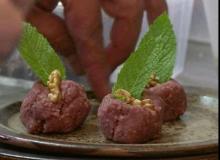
<box><xmin>0</xmin><ymin>153</ymin><xmax>218</xmax><ymax>160</ymax></box>
<box><xmin>0</xmin><ymin>143</ymin><xmax>219</xmax><ymax>160</ymax></box>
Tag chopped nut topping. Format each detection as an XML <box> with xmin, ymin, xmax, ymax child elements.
<box><xmin>141</xmin><ymin>99</ymin><xmax>152</xmax><ymax>105</ymax></box>
<box><xmin>127</xmin><ymin>97</ymin><xmax>135</xmax><ymax>104</ymax></box>
<box><xmin>148</xmin><ymin>73</ymin><xmax>159</xmax><ymax>87</ymax></box>
<box><xmin>143</xmin><ymin>103</ymin><xmax>154</xmax><ymax>108</ymax></box>
<box><xmin>114</xmin><ymin>89</ymin><xmax>131</xmax><ymax>101</ymax></box>
<box><xmin>114</xmin><ymin>89</ymin><xmax>154</xmax><ymax>109</ymax></box>
<box><xmin>132</xmin><ymin>99</ymin><xmax>141</xmax><ymax>105</ymax></box>
<box><xmin>47</xmin><ymin>69</ymin><xmax>62</xmax><ymax>103</ymax></box>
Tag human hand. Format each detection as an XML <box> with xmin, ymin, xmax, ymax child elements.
<box><xmin>0</xmin><ymin>0</ymin><xmax>33</xmax><ymax>62</ymax></box>
<box><xmin>27</xmin><ymin>0</ymin><xmax>167</xmax><ymax>99</ymax></box>
<box><xmin>0</xmin><ymin>0</ymin><xmax>167</xmax><ymax>99</ymax></box>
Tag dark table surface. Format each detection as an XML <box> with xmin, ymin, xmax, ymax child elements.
<box><xmin>0</xmin><ymin>143</ymin><xmax>218</xmax><ymax>160</ymax></box>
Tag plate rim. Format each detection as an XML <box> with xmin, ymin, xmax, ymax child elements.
<box><xmin>0</xmin><ymin>127</ymin><xmax>218</xmax><ymax>157</ymax></box>
<box><xmin>0</xmin><ymin>86</ymin><xmax>218</xmax><ymax>157</ymax></box>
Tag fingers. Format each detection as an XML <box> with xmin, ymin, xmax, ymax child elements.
<box><xmin>26</xmin><ymin>6</ymin><xmax>84</xmax><ymax>75</ymax></box>
<box><xmin>36</xmin><ymin>0</ymin><xmax>59</xmax><ymax>12</ymax></box>
<box><xmin>144</xmin><ymin>0</ymin><xmax>168</xmax><ymax>24</ymax></box>
<box><xmin>10</xmin><ymin>0</ymin><xmax>34</xmax><ymax>15</ymax></box>
<box><xmin>100</xmin><ymin>0</ymin><xmax>144</xmax><ymax>72</ymax></box>
<box><xmin>61</xmin><ymin>0</ymin><xmax>111</xmax><ymax>99</ymax></box>
<box><xmin>0</xmin><ymin>0</ymin><xmax>23</xmax><ymax>61</ymax></box>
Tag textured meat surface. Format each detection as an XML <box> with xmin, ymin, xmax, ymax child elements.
<box><xmin>20</xmin><ymin>80</ymin><xmax>90</xmax><ymax>134</ymax></box>
<box><xmin>98</xmin><ymin>94</ymin><xmax>163</xmax><ymax>144</ymax></box>
<box><xmin>144</xmin><ymin>79</ymin><xmax>187</xmax><ymax>122</ymax></box>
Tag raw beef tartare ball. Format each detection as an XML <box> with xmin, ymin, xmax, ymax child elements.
<box><xmin>144</xmin><ymin>79</ymin><xmax>187</xmax><ymax>122</ymax></box>
<box><xmin>20</xmin><ymin>80</ymin><xmax>90</xmax><ymax>134</ymax></box>
<box><xmin>98</xmin><ymin>94</ymin><xmax>164</xmax><ymax>144</ymax></box>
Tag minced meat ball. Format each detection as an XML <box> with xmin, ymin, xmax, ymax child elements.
<box><xmin>143</xmin><ymin>79</ymin><xmax>187</xmax><ymax>122</ymax></box>
<box><xmin>98</xmin><ymin>94</ymin><xmax>164</xmax><ymax>144</ymax></box>
<box><xmin>20</xmin><ymin>80</ymin><xmax>90</xmax><ymax>134</ymax></box>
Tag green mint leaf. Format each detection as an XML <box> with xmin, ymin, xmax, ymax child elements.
<box><xmin>113</xmin><ymin>13</ymin><xmax>176</xmax><ymax>99</ymax></box>
<box><xmin>18</xmin><ymin>23</ymin><xmax>66</xmax><ymax>85</ymax></box>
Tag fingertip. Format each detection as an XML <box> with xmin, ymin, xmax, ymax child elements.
<box><xmin>10</xmin><ymin>0</ymin><xmax>34</xmax><ymax>16</ymax></box>
<box><xmin>36</xmin><ymin>0</ymin><xmax>59</xmax><ymax>12</ymax></box>
<box><xmin>0</xmin><ymin>0</ymin><xmax>23</xmax><ymax>59</ymax></box>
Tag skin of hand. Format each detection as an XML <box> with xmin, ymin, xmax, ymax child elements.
<box><xmin>0</xmin><ymin>0</ymin><xmax>22</xmax><ymax>62</ymax></box>
<box><xmin>0</xmin><ymin>0</ymin><xmax>167</xmax><ymax>99</ymax></box>
<box><xmin>144</xmin><ymin>0</ymin><xmax>168</xmax><ymax>24</ymax></box>
<box><xmin>0</xmin><ymin>0</ymin><xmax>34</xmax><ymax>64</ymax></box>
<box><xmin>61</xmin><ymin>0</ymin><xmax>111</xmax><ymax>99</ymax></box>
<box><xmin>26</xmin><ymin>5</ymin><xmax>84</xmax><ymax>75</ymax></box>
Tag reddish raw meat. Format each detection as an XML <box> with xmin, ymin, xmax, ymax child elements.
<box><xmin>20</xmin><ymin>80</ymin><xmax>90</xmax><ymax>134</ymax></box>
<box><xmin>98</xmin><ymin>94</ymin><xmax>163</xmax><ymax>144</ymax></box>
<box><xmin>98</xmin><ymin>80</ymin><xmax>187</xmax><ymax>143</ymax></box>
<box><xmin>144</xmin><ymin>79</ymin><xmax>187</xmax><ymax>122</ymax></box>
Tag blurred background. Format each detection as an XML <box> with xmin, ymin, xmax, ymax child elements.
<box><xmin>0</xmin><ymin>0</ymin><xmax>218</xmax><ymax>91</ymax></box>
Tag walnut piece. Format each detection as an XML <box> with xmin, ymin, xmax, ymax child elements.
<box><xmin>47</xmin><ymin>69</ymin><xmax>62</xmax><ymax>102</ymax></box>
<box><xmin>114</xmin><ymin>89</ymin><xmax>154</xmax><ymax>109</ymax></box>
<box><xmin>148</xmin><ymin>73</ymin><xmax>159</xmax><ymax>87</ymax></box>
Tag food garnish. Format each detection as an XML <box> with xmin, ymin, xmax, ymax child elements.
<box><xmin>113</xmin><ymin>13</ymin><xmax>176</xmax><ymax>99</ymax></box>
<box><xmin>114</xmin><ymin>89</ymin><xmax>154</xmax><ymax>108</ymax></box>
<box><xmin>18</xmin><ymin>23</ymin><xmax>66</xmax><ymax>86</ymax></box>
<box><xmin>148</xmin><ymin>73</ymin><xmax>160</xmax><ymax>88</ymax></box>
<box><xmin>47</xmin><ymin>69</ymin><xmax>62</xmax><ymax>102</ymax></box>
